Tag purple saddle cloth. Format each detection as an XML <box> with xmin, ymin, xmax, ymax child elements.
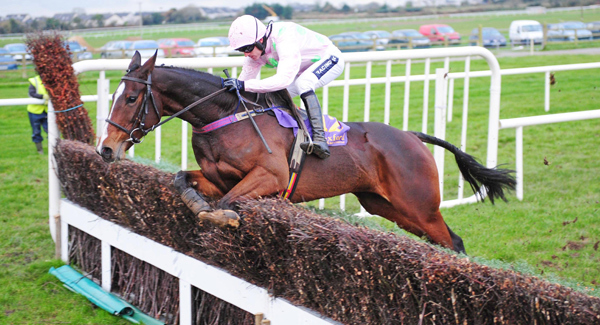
<box><xmin>272</xmin><ymin>108</ymin><xmax>350</xmax><ymax>146</ymax></box>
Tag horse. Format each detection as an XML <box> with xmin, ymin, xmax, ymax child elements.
<box><xmin>97</xmin><ymin>51</ymin><xmax>516</xmax><ymax>254</ymax></box>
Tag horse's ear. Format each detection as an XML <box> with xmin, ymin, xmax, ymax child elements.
<box><xmin>138</xmin><ymin>50</ymin><xmax>158</xmax><ymax>77</ymax></box>
<box><xmin>128</xmin><ymin>51</ymin><xmax>142</xmax><ymax>72</ymax></box>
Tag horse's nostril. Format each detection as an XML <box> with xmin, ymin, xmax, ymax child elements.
<box><xmin>101</xmin><ymin>147</ymin><xmax>113</xmax><ymax>160</ymax></box>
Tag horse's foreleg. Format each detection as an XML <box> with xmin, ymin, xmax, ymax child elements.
<box><xmin>173</xmin><ymin>170</ymin><xmax>239</xmax><ymax>228</ymax></box>
<box><xmin>217</xmin><ymin>166</ymin><xmax>286</xmax><ymax>210</ymax></box>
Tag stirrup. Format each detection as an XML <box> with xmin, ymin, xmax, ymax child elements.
<box><xmin>301</xmin><ymin>137</ymin><xmax>314</xmax><ymax>155</ymax></box>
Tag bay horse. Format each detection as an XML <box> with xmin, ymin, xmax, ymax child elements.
<box><xmin>97</xmin><ymin>52</ymin><xmax>516</xmax><ymax>254</ymax></box>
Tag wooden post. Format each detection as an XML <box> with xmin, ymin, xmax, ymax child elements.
<box><xmin>254</xmin><ymin>313</ymin><xmax>264</xmax><ymax>325</ymax></box>
<box><xmin>54</xmin><ymin>214</ymin><xmax>61</xmax><ymax>259</ymax></box>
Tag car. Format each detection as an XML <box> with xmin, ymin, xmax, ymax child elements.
<box><xmin>509</xmin><ymin>20</ymin><xmax>543</xmax><ymax>45</ymax></box>
<box><xmin>3</xmin><ymin>43</ymin><xmax>32</xmax><ymax>61</ymax></box>
<box><xmin>390</xmin><ymin>29</ymin><xmax>431</xmax><ymax>48</ymax></box>
<box><xmin>419</xmin><ymin>24</ymin><xmax>461</xmax><ymax>45</ymax></box>
<box><xmin>125</xmin><ymin>40</ymin><xmax>165</xmax><ymax>59</ymax></box>
<box><xmin>157</xmin><ymin>38</ymin><xmax>196</xmax><ymax>57</ymax></box>
<box><xmin>469</xmin><ymin>27</ymin><xmax>507</xmax><ymax>47</ymax></box>
<box><xmin>329</xmin><ymin>32</ymin><xmax>375</xmax><ymax>52</ymax></box>
<box><xmin>99</xmin><ymin>41</ymin><xmax>119</xmax><ymax>58</ymax></box>
<box><xmin>547</xmin><ymin>21</ymin><xmax>593</xmax><ymax>41</ymax></box>
<box><xmin>0</xmin><ymin>48</ymin><xmax>18</xmax><ymax>70</ymax></box>
<box><xmin>64</xmin><ymin>41</ymin><xmax>93</xmax><ymax>60</ymax></box>
<box><xmin>100</xmin><ymin>41</ymin><xmax>133</xmax><ymax>59</ymax></box>
<box><xmin>587</xmin><ymin>21</ymin><xmax>600</xmax><ymax>39</ymax></box>
<box><xmin>362</xmin><ymin>30</ymin><xmax>392</xmax><ymax>50</ymax></box>
<box><xmin>195</xmin><ymin>37</ymin><xmax>235</xmax><ymax>57</ymax></box>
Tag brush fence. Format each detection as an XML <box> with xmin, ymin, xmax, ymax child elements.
<box><xmin>58</xmin><ymin>199</ymin><xmax>337</xmax><ymax>324</ymax></box>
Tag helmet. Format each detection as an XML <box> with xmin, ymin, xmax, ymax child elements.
<box><xmin>228</xmin><ymin>15</ymin><xmax>267</xmax><ymax>50</ymax></box>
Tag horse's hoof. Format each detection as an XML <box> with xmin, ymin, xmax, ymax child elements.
<box><xmin>173</xmin><ymin>171</ymin><xmax>188</xmax><ymax>193</ymax></box>
<box><xmin>198</xmin><ymin>209</ymin><xmax>240</xmax><ymax>228</ymax></box>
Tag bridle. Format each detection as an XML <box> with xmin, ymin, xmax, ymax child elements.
<box><xmin>106</xmin><ymin>73</ymin><xmax>227</xmax><ymax>143</ymax></box>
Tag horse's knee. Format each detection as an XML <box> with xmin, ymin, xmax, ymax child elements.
<box><xmin>173</xmin><ymin>170</ymin><xmax>189</xmax><ymax>193</ymax></box>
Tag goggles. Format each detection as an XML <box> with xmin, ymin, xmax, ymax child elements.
<box><xmin>236</xmin><ymin>43</ymin><xmax>256</xmax><ymax>53</ymax></box>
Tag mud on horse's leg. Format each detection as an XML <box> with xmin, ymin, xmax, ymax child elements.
<box><xmin>173</xmin><ymin>171</ymin><xmax>240</xmax><ymax>228</ymax></box>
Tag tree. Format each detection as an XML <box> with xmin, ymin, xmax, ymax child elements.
<box><xmin>92</xmin><ymin>14</ymin><xmax>104</xmax><ymax>28</ymax></box>
<box><xmin>165</xmin><ymin>6</ymin><xmax>205</xmax><ymax>24</ymax></box>
<box><xmin>244</xmin><ymin>3</ymin><xmax>269</xmax><ymax>19</ymax></box>
<box><xmin>145</xmin><ymin>13</ymin><xmax>164</xmax><ymax>25</ymax></box>
<box><xmin>8</xmin><ymin>19</ymin><xmax>24</xmax><ymax>33</ymax></box>
<box><xmin>44</xmin><ymin>18</ymin><xmax>63</xmax><ymax>30</ymax></box>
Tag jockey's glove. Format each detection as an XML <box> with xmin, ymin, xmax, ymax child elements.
<box><xmin>223</xmin><ymin>78</ymin><xmax>245</xmax><ymax>92</ymax></box>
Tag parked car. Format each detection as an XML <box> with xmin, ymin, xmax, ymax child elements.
<box><xmin>99</xmin><ymin>41</ymin><xmax>119</xmax><ymax>57</ymax></box>
<box><xmin>125</xmin><ymin>40</ymin><xmax>165</xmax><ymax>59</ymax></box>
<box><xmin>157</xmin><ymin>38</ymin><xmax>196</xmax><ymax>57</ymax></box>
<box><xmin>469</xmin><ymin>27</ymin><xmax>507</xmax><ymax>47</ymax></box>
<box><xmin>362</xmin><ymin>30</ymin><xmax>392</xmax><ymax>50</ymax></box>
<box><xmin>587</xmin><ymin>21</ymin><xmax>600</xmax><ymax>39</ymax></box>
<box><xmin>547</xmin><ymin>21</ymin><xmax>593</xmax><ymax>41</ymax></box>
<box><xmin>0</xmin><ymin>48</ymin><xmax>18</xmax><ymax>70</ymax></box>
<box><xmin>390</xmin><ymin>29</ymin><xmax>431</xmax><ymax>48</ymax></box>
<box><xmin>509</xmin><ymin>20</ymin><xmax>543</xmax><ymax>45</ymax></box>
<box><xmin>194</xmin><ymin>37</ymin><xmax>234</xmax><ymax>57</ymax></box>
<box><xmin>330</xmin><ymin>32</ymin><xmax>375</xmax><ymax>52</ymax></box>
<box><xmin>64</xmin><ymin>41</ymin><xmax>93</xmax><ymax>60</ymax></box>
<box><xmin>419</xmin><ymin>24</ymin><xmax>461</xmax><ymax>45</ymax></box>
<box><xmin>4</xmin><ymin>43</ymin><xmax>32</xmax><ymax>61</ymax></box>
<box><xmin>100</xmin><ymin>41</ymin><xmax>132</xmax><ymax>59</ymax></box>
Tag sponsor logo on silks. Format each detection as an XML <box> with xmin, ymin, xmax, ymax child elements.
<box><xmin>323</xmin><ymin>114</ymin><xmax>350</xmax><ymax>146</ymax></box>
<box><xmin>312</xmin><ymin>55</ymin><xmax>339</xmax><ymax>79</ymax></box>
<box><xmin>311</xmin><ymin>55</ymin><xmax>321</xmax><ymax>63</ymax></box>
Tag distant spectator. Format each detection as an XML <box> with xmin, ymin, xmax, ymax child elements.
<box><xmin>27</xmin><ymin>75</ymin><xmax>49</xmax><ymax>154</ymax></box>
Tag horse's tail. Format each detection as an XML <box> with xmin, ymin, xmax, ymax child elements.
<box><xmin>410</xmin><ymin>131</ymin><xmax>516</xmax><ymax>204</ymax></box>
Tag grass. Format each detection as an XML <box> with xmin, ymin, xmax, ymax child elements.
<box><xmin>1</xmin><ymin>25</ymin><xmax>600</xmax><ymax>325</ymax></box>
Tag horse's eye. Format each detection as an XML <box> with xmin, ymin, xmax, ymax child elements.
<box><xmin>126</xmin><ymin>96</ymin><xmax>137</xmax><ymax>104</ymax></box>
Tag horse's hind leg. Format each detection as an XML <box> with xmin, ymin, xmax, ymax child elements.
<box><xmin>355</xmin><ymin>192</ymin><xmax>463</xmax><ymax>253</ymax></box>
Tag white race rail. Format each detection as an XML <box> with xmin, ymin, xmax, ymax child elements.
<box><xmin>499</xmin><ymin>109</ymin><xmax>600</xmax><ymax>201</ymax></box>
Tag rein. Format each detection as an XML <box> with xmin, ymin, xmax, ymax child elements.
<box><xmin>106</xmin><ymin>74</ymin><xmax>227</xmax><ymax>143</ymax></box>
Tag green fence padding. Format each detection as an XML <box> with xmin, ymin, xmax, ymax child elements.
<box><xmin>50</xmin><ymin>265</ymin><xmax>164</xmax><ymax>325</ymax></box>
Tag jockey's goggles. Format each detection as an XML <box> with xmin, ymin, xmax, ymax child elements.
<box><xmin>236</xmin><ymin>43</ymin><xmax>256</xmax><ymax>53</ymax></box>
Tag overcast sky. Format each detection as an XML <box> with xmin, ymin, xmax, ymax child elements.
<box><xmin>4</xmin><ymin>0</ymin><xmax>384</xmax><ymax>18</ymax></box>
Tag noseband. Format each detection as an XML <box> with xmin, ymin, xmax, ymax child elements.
<box><xmin>106</xmin><ymin>75</ymin><xmax>159</xmax><ymax>144</ymax></box>
<box><xmin>106</xmin><ymin>73</ymin><xmax>228</xmax><ymax>143</ymax></box>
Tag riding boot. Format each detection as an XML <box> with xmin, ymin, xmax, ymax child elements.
<box><xmin>35</xmin><ymin>142</ymin><xmax>43</xmax><ymax>154</ymax></box>
<box><xmin>299</xmin><ymin>90</ymin><xmax>330</xmax><ymax>159</ymax></box>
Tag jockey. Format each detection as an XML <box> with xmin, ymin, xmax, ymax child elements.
<box><xmin>225</xmin><ymin>15</ymin><xmax>344</xmax><ymax>160</ymax></box>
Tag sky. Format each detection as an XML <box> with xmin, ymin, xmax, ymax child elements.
<box><xmin>4</xmin><ymin>0</ymin><xmax>381</xmax><ymax>18</ymax></box>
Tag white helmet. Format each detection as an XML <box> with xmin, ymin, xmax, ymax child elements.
<box><xmin>228</xmin><ymin>15</ymin><xmax>267</xmax><ymax>50</ymax></box>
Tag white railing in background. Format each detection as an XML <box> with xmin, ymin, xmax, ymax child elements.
<box><xmin>499</xmin><ymin>109</ymin><xmax>600</xmax><ymax>201</ymax></box>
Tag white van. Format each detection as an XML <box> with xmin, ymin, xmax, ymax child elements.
<box><xmin>509</xmin><ymin>20</ymin><xmax>544</xmax><ymax>45</ymax></box>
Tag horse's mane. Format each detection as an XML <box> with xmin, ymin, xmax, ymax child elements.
<box><xmin>156</xmin><ymin>65</ymin><xmax>222</xmax><ymax>87</ymax></box>
<box><xmin>155</xmin><ymin>64</ymin><xmax>297</xmax><ymax>115</ymax></box>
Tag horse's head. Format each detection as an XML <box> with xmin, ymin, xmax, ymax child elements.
<box><xmin>97</xmin><ymin>51</ymin><xmax>161</xmax><ymax>162</ymax></box>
